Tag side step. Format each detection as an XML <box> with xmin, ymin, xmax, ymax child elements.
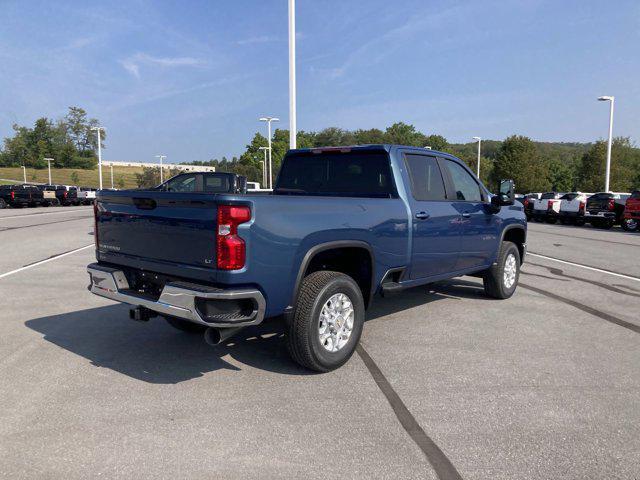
<box><xmin>381</xmin><ymin>282</ymin><xmax>404</xmax><ymax>296</ymax></box>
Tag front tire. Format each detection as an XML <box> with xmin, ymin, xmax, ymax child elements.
<box><xmin>483</xmin><ymin>241</ymin><xmax>521</xmax><ymax>299</ymax></box>
<box><xmin>287</xmin><ymin>271</ymin><xmax>365</xmax><ymax>372</ymax></box>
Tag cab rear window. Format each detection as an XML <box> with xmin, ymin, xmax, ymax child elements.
<box><xmin>275</xmin><ymin>150</ymin><xmax>395</xmax><ymax>198</ymax></box>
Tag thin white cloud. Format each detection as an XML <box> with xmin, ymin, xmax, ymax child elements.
<box><xmin>236</xmin><ymin>35</ymin><xmax>279</xmax><ymax>45</ymax></box>
<box><xmin>120</xmin><ymin>53</ymin><xmax>206</xmax><ymax>78</ymax></box>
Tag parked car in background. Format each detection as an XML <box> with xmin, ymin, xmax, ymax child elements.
<box><xmin>522</xmin><ymin>193</ymin><xmax>541</xmax><ymax>221</ymax></box>
<box><xmin>38</xmin><ymin>185</ymin><xmax>61</xmax><ymax>207</ymax></box>
<box><xmin>87</xmin><ymin>145</ymin><xmax>526</xmax><ymax>372</ymax></box>
<box><xmin>558</xmin><ymin>192</ymin><xmax>589</xmax><ymax>225</ymax></box>
<box><xmin>532</xmin><ymin>192</ymin><xmax>563</xmax><ymax>223</ymax></box>
<box><xmin>0</xmin><ymin>184</ymin><xmax>45</xmax><ymax>208</ymax></box>
<box><xmin>621</xmin><ymin>190</ymin><xmax>640</xmax><ymax>231</ymax></box>
<box><xmin>50</xmin><ymin>185</ymin><xmax>79</xmax><ymax>206</ymax></box>
<box><xmin>77</xmin><ymin>187</ymin><xmax>97</xmax><ymax>205</ymax></box>
<box><xmin>585</xmin><ymin>192</ymin><xmax>630</xmax><ymax>229</ymax></box>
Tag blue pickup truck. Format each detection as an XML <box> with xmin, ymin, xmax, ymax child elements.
<box><xmin>88</xmin><ymin>145</ymin><xmax>526</xmax><ymax>371</ymax></box>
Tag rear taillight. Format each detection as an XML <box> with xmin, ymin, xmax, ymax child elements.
<box><xmin>547</xmin><ymin>200</ymin><xmax>554</xmax><ymax>210</ymax></box>
<box><xmin>93</xmin><ymin>201</ymin><xmax>99</xmax><ymax>249</ymax></box>
<box><xmin>579</xmin><ymin>201</ymin><xmax>585</xmax><ymax>212</ymax></box>
<box><xmin>608</xmin><ymin>198</ymin><xmax>615</xmax><ymax>211</ymax></box>
<box><xmin>216</xmin><ymin>205</ymin><xmax>251</xmax><ymax>270</ymax></box>
<box><xmin>523</xmin><ymin>198</ymin><xmax>529</xmax><ymax>207</ymax></box>
<box><xmin>63</xmin><ymin>191</ymin><xmax>68</xmax><ymax>199</ymax></box>
<box><xmin>10</xmin><ymin>191</ymin><xmax>15</xmax><ymax>200</ymax></box>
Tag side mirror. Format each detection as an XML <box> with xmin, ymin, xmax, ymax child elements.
<box><xmin>490</xmin><ymin>179</ymin><xmax>515</xmax><ymax>213</ymax></box>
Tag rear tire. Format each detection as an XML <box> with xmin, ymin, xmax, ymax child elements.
<box><xmin>622</xmin><ymin>218</ymin><xmax>639</xmax><ymax>231</ymax></box>
<box><xmin>546</xmin><ymin>217</ymin><xmax>557</xmax><ymax>224</ymax></box>
<box><xmin>287</xmin><ymin>271</ymin><xmax>365</xmax><ymax>372</ymax></box>
<box><xmin>483</xmin><ymin>241</ymin><xmax>520</xmax><ymax>299</ymax></box>
<box><xmin>164</xmin><ymin>316</ymin><xmax>206</xmax><ymax>333</ymax></box>
<box><xmin>0</xmin><ymin>199</ymin><xmax>6</xmax><ymax>209</ymax></box>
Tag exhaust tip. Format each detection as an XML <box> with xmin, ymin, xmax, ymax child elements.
<box><xmin>204</xmin><ymin>327</ymin><xmax>222</xmax><ymax>346</ymax></box>
<box><xmin>204</xmin><ymin>326</ymin><xmax>244</xmax><ymax>346</ymax></box>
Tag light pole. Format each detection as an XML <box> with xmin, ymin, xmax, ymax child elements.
<box><xmin>110</xmin><ymin>164</ymin><xmax>114</xmax><ymax>189</ymax></box>
<box><xmin>259</xmin><ymin>117</ymin><xmax>279</xmax><ymax>189</ymax></box>
<box><xmin>288</xmin><ymin>0</ymin><xmax>297</xmax><ymax>149</ymax></box>
<box><xmin>22</xmin><ymin>166</ymin><xmax>26</xmax><ymax>183</ymax></box>
<box><xmin>91</xmin><ymin>126</ymin><xmax>105</xmax><ymax>189</ymax></box>
<box><xmin>259</xmin><ymin>146</ymin><xmax>269</xmax><ymax>188</ymax></box>
<box><xmin>472</xmin><ymin>136</ymin><xmax>482</xmax><ymax>178</ymax></box>
<box><xmin>597</xmin><ymin>96</ymin><xmax>614</xmax><ymax>192</ymax></box>
<box><xmin>44</xmin><ymin>157</ymin><xmax>54</xmax><ymax>184</ymax></box>
<box><xmin>155</xmin><ymin>155</ymin><xmax>167</xmax><ymax>183</ymax></box>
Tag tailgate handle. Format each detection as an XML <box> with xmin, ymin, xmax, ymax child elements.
<box><xmin>133</xmin><ymin>197</ymin><xmax>157</xmax><ymax>210</ymax></box>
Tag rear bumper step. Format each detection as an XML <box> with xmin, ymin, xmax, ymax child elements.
<box><xmin>87</xmin><ymin>263</ymin><xmax>266</xmax><ymax>328</ymax></box>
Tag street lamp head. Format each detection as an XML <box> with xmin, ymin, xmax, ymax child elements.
<box><xmin>598</xmin><ymin>96</ymin><xmax>614</xmax><ymax>102</ymax></box>
<box><xmin>258</xmin><ymin>146</ymin><xmax>269</xmax><ymax>151</ymax></box>
<box><xmin>472</xmin><ymin>136</ymin><xmax>481</xmax><ymax>141</ymax></box>
<box><xmin>90</xmin><ymin>126</ymin><xmax>105</xmax><ymax>131</ymax></box>
<box><xmin>259</xmin><ymin>117</ymin><xmax>280</xmax><ymax>122</ymax></box>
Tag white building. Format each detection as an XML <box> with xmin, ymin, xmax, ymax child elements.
<box><xmin>102</xmin><ymin>160</ymin><xmax>216</xmax><ymax>172</ymax></box>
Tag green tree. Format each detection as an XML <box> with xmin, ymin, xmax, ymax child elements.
<box><xmin>577</xmin><ymin>137</ymin><xmax>640</xmax><ymax>192</ymax></box>
<box><xmin>383</xmin><ymin>122</ymin><xmax>427</xmax><ymax>146</ymax></box>
<box><xmin>116</xmin><ymin>176</ymin><xmax>126</xmax><ymax>189</ymax></box>
<box><xmin>492</xmin><ymin>135</ymin><xmax>550</xmax><ymax>193</ymax></box>
<box><xmin>423</xmin><ymin>134</ymin><xmax>448</xmax><ymax>151</ymax></box>
<box><xmin>353</xmin><ymin>128</ymin><xmax>386</xmax><ymax>145</ymax></box>
<box><xmin>547</xmin><ymin>158</ymin><xmax>575</xmax><ymax>191</ymax></box>
<box><xmin>70</xmin><ymin>171</ymin><xmax>80</xmax><ymax>184</ymax></box>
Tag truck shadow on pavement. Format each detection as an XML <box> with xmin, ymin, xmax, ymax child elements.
<box><xmin>25</xmin><ymin>278</ymin><xmax>490</xmax><ymax>384</ymax></box>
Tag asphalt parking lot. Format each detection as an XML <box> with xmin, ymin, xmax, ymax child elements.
<box><xmin>1</xmin><ymin>207</ymin><xmax>639</xmax><ymax>479</ymax></box>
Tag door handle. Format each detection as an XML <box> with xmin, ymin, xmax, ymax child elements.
<box><xmin>415</xmin><ymin>211</ymin><xmax>430</xmax><ymax>220</ymax></box>
<box><xmin>462</xmin><ymin>212</ymin><xmax>471</xmax><ymax>218</ymax></box>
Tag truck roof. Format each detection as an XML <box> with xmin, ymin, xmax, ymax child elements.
<box><xmin>287</xmin><ymin>144</ymin><xmax>455</xmax><ymax>158</ymax></box>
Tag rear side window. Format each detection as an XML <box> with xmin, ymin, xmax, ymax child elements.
<box><xmin>442</xmin><ymin>160</ymin><xmax>482</xmax><ymax>202</ymax></box>
<box><xmin>631</xmin><ymin>191</ymin><xmax>640</xmax><ymax>199</ymax></box>
<box><xmin>275</xmin><ymin>150</ymin><xmax>394</xmax><ymax>198</ymax></box>
<box><xmin>204</xmin><ymin>175</ymin><xmax>230</xmax><ymax>193</ymax></box>
<box><xmin>541</xmin><ymin>192</ymin><xmax>557</xmax><ymax>199</ymax></box>
<box><xmin>404</xmin><ymin>154</ymin><xmax>446</xmax><ymax>201</ymax></box>
<box><xmin>560</xmin><ymin>193</ymin><xmax>578</xmax><ymax>200</ymax></box>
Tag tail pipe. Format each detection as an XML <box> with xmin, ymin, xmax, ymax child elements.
<box><xmin>204</xmin><ymin>326</ymin><xmax>245</xmax><ymax>346</ymax></box>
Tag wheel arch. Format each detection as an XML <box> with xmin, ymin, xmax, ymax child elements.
<box><xmin>500</xmin><ymin>224</ymin><xmax>526</xmax><ymax>264</ymax></box>
<box><xmin>292</xmin><ymin>240</ymin><xmax>375</xmax><ymax>309</ymax></box>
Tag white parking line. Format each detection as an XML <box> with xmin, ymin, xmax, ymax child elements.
<box><xmin>528</xmin><ymin>252</ymin><xmax>640</xmax><ymax>283</ymax></box>
<box><xmin>0</xmin><ymin>208</ymin><xmax>91</xmax><ymax>220</ymax></box>
<box><xmin>0</xmin><ymin>244</ymin><xmax>93</xmax><ymax>280</ymax></box>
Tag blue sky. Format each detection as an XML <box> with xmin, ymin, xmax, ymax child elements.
<box><xmin>1</xmin><ymin>0</ymin><xmax>638</xmax><ymax>164</ymax></box>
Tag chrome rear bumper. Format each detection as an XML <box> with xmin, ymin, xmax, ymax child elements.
<box><xmin>87</xmin><ymin>263</ymin><xmax>265</xmax><ymax>328</ymax></box>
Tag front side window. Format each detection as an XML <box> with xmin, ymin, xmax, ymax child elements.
<box><xmin>404</xmin><ymin>154</ymin><xmax>446</xmax><ymax>201</ymax></box>
<box><xmin>165</xmin><ymin>175</ymin><xmax>197</xmax><ymax>192</ymax></box>
<box><xmin>443</xmin><ymin>160</ymin><xmax>482</xmax><ymax>202</ymax></box>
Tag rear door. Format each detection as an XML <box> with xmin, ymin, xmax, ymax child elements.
<box><xmin>440</xmin><ymin>158</ymin><xmax>499</xmax><ymax>271</ymax></box>
<box><xmin>403</xmin><ymin>153</ymin><xmax>461</xmax><ymax>279</ymax></box>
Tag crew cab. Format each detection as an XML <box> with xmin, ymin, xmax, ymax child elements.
<box><xmin>622</xmin><ymin>191</ymin><xmax>640</xmax><ymax>231</ymax></box>
<box><xmin>48</xmin><ymin>185</ymin><xmax>79</xmax><ymax>206</ymax></box>
<box><xmin>154</xmin><ymin>172</ymin><xmax>248</xmax><ymax>194</ymax></box>
<box><xmin>0</xmin><ymin>184</ymin><xmax>44</xmax><ymax>208</ymax></box>
<box><xmin>531</xmin><ymin>192</ymin><xmax>563</xmax><ymax>223</ymax></box>
<box><xmin>558</xmin><ymin>192</ymin><xmax>589</xmax><ymax>225</ymax></box>
<box><xmin>585</xmin><ymin>192</ymin><xmax>631</xmax><ymax>229</ymax></box>
<box><xmin>87</xmin><ymin>145</ymin><xmax>527</xmax><ymax>371</ymax></box>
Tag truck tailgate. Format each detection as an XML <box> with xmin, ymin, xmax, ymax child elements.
<box><xmin>96</xmin><ymin>192</ymin><xmax>218</xmax><ymax>268</ymax></box>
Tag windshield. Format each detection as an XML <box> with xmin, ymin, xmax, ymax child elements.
<box><xmin>275</xmin><ymin>150</ymin><xmax>395</xmax><ymax>198</ymax></box>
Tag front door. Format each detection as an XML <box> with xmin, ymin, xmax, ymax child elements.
<box><xmin>440</xmin><ymin>158</ymin><xmax>500</xmax><ymax>271</ymax></box>
<box><xmin>403</xmin><ymin>153</ymin><xmax>461</xmax><ymax>279</ymax></box>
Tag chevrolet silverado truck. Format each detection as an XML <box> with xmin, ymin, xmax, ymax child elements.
<box><xmin>585</xmin><ymin>192</ymin><xmax>631</xmax><ymax>229</ymax></box>
<box><xmin>621</xmin><ymin>190</ymin><xmax>640</xmax><ymax>231</ymax></box>
<box><xmin>87</xmin><ymin>145</ymin><xmax>527</xmax><ymax>371</ymax></box>
<box><xmin>558</xmin><ymin>192</ymin><xmax>589</xmax><ymax>225</ymax></box>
